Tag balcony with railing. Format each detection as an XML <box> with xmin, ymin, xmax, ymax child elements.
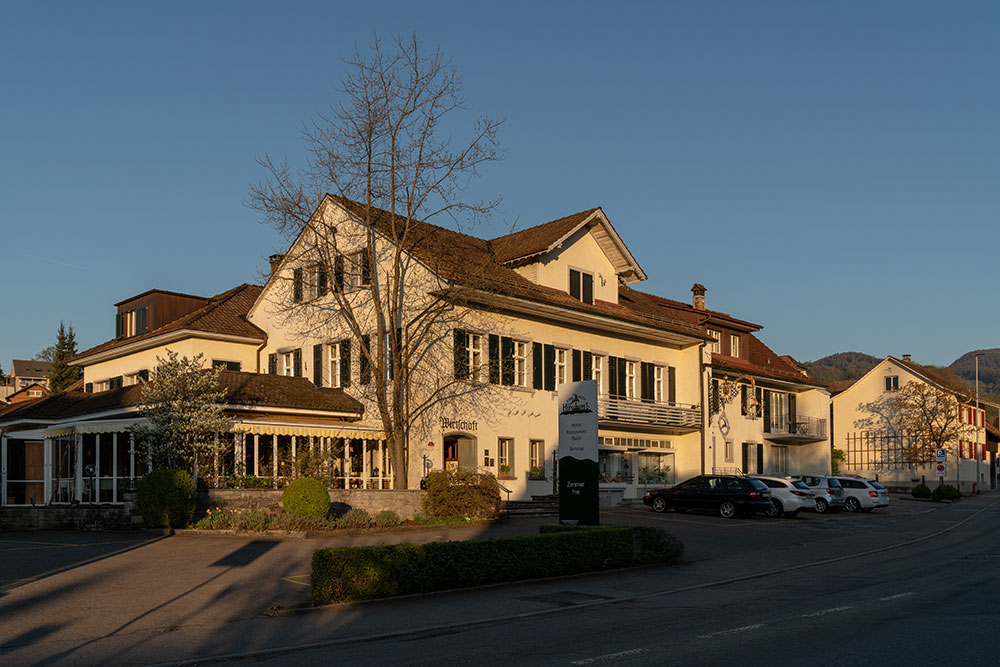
<box><xmin>597</xmin><ymin>395</ymin><xmax>701</xmax><ymax>433</ymax></box>
<box><xmin>764</xmin><ymin>414</ymin><xmax>827</xmax><ymax>444</ymax></box>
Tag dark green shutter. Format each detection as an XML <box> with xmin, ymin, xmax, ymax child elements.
<box><xmin>668</xmin><ymin>366</ymin><xmax>676</xmax><ymax>404</ymax></box>
<box><xmin>569</xmin><ymin>269</ymin><xmax>581</xmax><ymax>300</ymax></box>
<box><xmin>608</xmin><ymin>356</ymin><xmax>619</xmax><ymax>397</ymax></box>
<box><xmin>583</xmin><ymin>351</ymin><xmax>592</xmax><ymax>381</ymax></box>
<box><xmin>543</xmin><ymin>344</ymin><xmax>555</xmax><ymax>391</ymax></box>
<box><xmin>582</xmin><ymin>272</ymin><xmax>593</xmax><ymax>304</ymax></box>
<box><xmin>361</xmin><ymin>250</ymin><xmax>372</xmax><ymax>285</ymax></box>
<box><xmin>268</xmin><ymin>353</ymin><xmax>277</xmax><ymax>375</ymax></box>
<box><xmin>501</xmin><ymin>337</ymin><xmax>514</xmax><ymax>385</ymax></box>
<box><xmin>532</xmin><ymin>342</ymin><xmax>543</xmax><ymax>389</ymax></box>
<box><xmin>757</xmin><ymin>445</ymin><xmax>764</xmax><ymax>474</ymax></box>
<box><xmin>340</xmin><ymin>340</ymin><xmax>351</xmax><ymax>387</ymax></box>
<box><xmin>641</xmin><ymin>362</ymin><xmax>653</xmax><ymax>402</ymax></box>
<box><xmin>136</xmin><ymin>306</ymin><xmax>147</xmax><ymax>334</ymax></box>
<box><xmin>617</xmin><ymin>359</ymin><xmax>626</xmax><ymax>399</ymax></box>
<box><xmin>334</xmin><ymin>255</ymin><xmax>345</xmax><ymax>291</ymax></box>
<box><xmin>293</xmin><ymin>268</ymin><xmax>303</xmax><ymax>302</ymax></box>
<box><xmin>137</xmin><ymin>369</ymin><xmax>149</xmax><ymax>382</ymax></box>
<box><xmin>313</xmin><ymin>344</ymin><xmax>323</xmax><ymax>386</ymax></box>
<box><xmin>360</xmin><ymin>335</ymin><xmax>371</xmax><ymax>384</ymax></box>
<box><xmin>454</xmin><ymin>329</ymin><xmax>469</xmax><ymax>380</ymax></box>
<box><xmin>572</xmin><ymin>349</ymin><xmax>582</xmax><ymax>383</ymax></box>
<box><xmin>317</xmin><ymin>266</ymin><xmax>328</xmax><ymax>296</ymax></box>
<box><xmin>488</xmin><ymin>334</ymin><xmax>500</xmax><ymax>384</ymax></box>
<box><xmin>762</xmin><ymin>390</ymin><xmax>771</xmax><ymax>432</ymax></box>
<box><xmin>293</xmin><ymin>348</ymin><xmax>302</xmax><ymax>377</ymax></box>
<box><xmin>789</xmin><ymin>393</ymin><xmax>796</xmax><ymax>429</ymax></box>
<box><xmin>742</xmin><ymin>444</ymin><xmax>749</xmax><ymax>474</ymax></box>
<box><xmin>85</xmin><ymin>382</ymin><xmax>93</xmax><ymax>393</ymax></box>
<box><xmin>115</xmin><ymin>312</ymin><xmax>123</xmax><ymax>339</ymax></box>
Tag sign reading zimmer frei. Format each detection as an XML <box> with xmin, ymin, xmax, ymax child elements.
<box><xmin>558</xmin><ymin>380</ymin><xmax>599</xmax><ymax>525</ymax></box>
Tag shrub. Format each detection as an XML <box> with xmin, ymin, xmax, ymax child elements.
<box><xmin>373</xmin><ymin>510</ymin><xmax>402</xmax><ymax>528</ymax></box>
<box><xmin>336</xmin><ymin>508</ymin><xmax>373</xmax><ymax>529</ymax></box>
<box><xmin>932</xmin><ymin>484</ymin><xmax>961</xmax><ymax>502</ymax></box>
<box><xmin>137</xmin><ymin>469</ymin><xmax>196</xmax><ymax>528</ymax></box>
<box><xmin>537</xmin><ymin>524</ymin><xmax>684</xmax><ymax>564</ymax></box>
<box><xmin>423</xmin><ymin>469</ymin><xmax>501</xmax><ymax>519</ymax></box>
<box><xmin>311</xmin><ymin>526</ymin><xmax>637</xmax><ymax>604</ymax></box>
<box><xmin>283</xmin><ymin>478</ymin><xmax>331</xmax><ymax>519</ymax></box>
<box><xmin>911</xmin><ymin>484</ymin><xmax>932</xmax><ymax>499</ymax></box>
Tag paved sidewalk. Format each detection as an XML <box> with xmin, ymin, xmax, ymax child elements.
<box><xmin>1</xmin><ymin>494</ymin><xmax>996</xmax><ymax>665</ymax></box>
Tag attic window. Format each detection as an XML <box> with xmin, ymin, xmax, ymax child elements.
<box><xmin>569</xmin><ymin>269</ymin><xmax>594</xmax><ymax>305</ymax></box>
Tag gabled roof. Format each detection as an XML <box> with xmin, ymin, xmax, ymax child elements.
<box><xmin>488</xmin><ymin>207</ymin><xmax>647</xmax><ymax>283</ymax></box>
<box><xmin>618</xmin><ymin>286</ymin><xmax>761</xmax><ymax>332</ymax></box>
<box><xmin>713</xmin><ymin>336</ymin><xmax>824</xmax><ymax>387</ymax></box>
<box><xmin>72</xmin><ymin>284</ymin><xmax>266</xmax><ymax>364</ymax></box>
<box><xmin>0</xmin><ymin>371</ymin><xmax>362</xmax><ymax>426</ymax></box>
<box><xmin>5</xmin><ymin>382</ymin><xmax>47</xmax><ymax>403</ymax></box>
<box><xmin>11</xmin><ymin>360</ymin><xmax>52</xmax><ymax>378</ymax></box>
<box><xmin>832</xmin><ymin>356</ymin><xmax>973</xmax><ymax>401</ymax></box>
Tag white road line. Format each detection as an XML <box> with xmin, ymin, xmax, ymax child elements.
<box><xmin>880</xmin><ymin>592</ymin><xmax>915</xmax><ymax>601</ymax></box>
<box><xmin>801</xmin><ymin>606</ymin><xmax>852</xmax><ymax>617</ymax></box>
<box><xmin>571</xmin><ymin>648</ymin><xmax>645</xmax><ymax>664</ymax></box>
<box><xmin>697</xmin><ymin>623</ymin><xmax>763</xmax><ymax>639</ymax></box>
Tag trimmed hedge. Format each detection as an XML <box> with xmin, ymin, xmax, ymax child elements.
<box><xmin>911</xmin><ymin>484</ymin><xmax>932</xmax><ymax>499</ymax></box>
<box><xmin>932</xmin><ymin>484</ymin><xmax>961</xmax><ymax>502</ymax></box>
<box><xmin>282</xmin><ymin>478</ymin><xmax>331</xmax><ymax>519</ymax></box>
<box><xmin>311</xmin><ymin>526</ymin><xmax>636</xmax><ymax>604</ymax></box>
<box><xmin>538</xmin><ymin>524</ymin><xmax>684</xmax><ymax>564</ymax></box>
<box><xmin>423</xmin><ymin>469</ymin><xmax>501</xmax><ymax>519</ymax></box>
<box><xmin>137</xmin><ymin>469</ymin><xmax>196</xmax><ymax>528</ymax></box>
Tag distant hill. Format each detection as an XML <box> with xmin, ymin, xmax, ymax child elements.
<box><xmin>949</xmin><ymin>348</ymin><xmax>1000</xmax><ymax>396</ymax></box>
<box><xmin>802</xmin><ymin>352</ymin><xmax>880</xmax><ymax>384</ymax></box>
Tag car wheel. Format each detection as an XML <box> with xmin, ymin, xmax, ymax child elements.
<box><xmin>719</xmin><ymin>500</ymin><xmax>737</xmax><ymax>518</ymax></box>
<box><xmin>845</xmin><ymin>497</ymin><xmax>861</xmax><ymax>512</ymax></box>
<box><xmin>784</xmin><ymin>509</ymin><xmax>801</xmax><ymax>518</ymax></box>
<box><xmin>651</xmin><ymin>496</ymin><xmax>667</xmax><ymax>513</ymax></box>
<box><xmin>814</xmin><ymin>498</ymin><xmax>829</xmax><ymax>514</ymax></box>
<box><xmin>767</xmin><ymin>499</ymin><xmax>783</xmax><ymax>518</ymax></box>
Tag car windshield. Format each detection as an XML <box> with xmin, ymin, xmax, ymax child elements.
<box><xmin>748</xmin><ymin>480</ymin><xmax>768</xmax><ymax>491</ymax></box>
<box><xmin>827</xmin><ymin>478</ymin><xmax>843</xmax><ymax>488</ymax></box>
<box><xmin>792</xmin><ymin>481</ymin><xmax>810</xmax><ymax>490</ymax></box>
<box><xmin>870</xmin><ymin>481</ymin><xmax>886</xmax><ymax>490</ymax></box>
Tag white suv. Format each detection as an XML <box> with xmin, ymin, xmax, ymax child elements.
<box><xmin>834</xmin><ymin>475</ymin><xmax>890</xmax><ymax>512</ymax></box>
<box><xmin>749</xmin><ymin>475</ymin><xmax>816</xmax><ymax>518</ymax></box>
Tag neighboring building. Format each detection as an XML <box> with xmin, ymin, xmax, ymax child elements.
<box><xmin>10</xmin><ymin>360</ymin><xmax>53</xmax><ymax>391</ymax></box>
<box><xmin>6</xmin><ymin>383</ymin><xmax>47</xmax><ymax>404</ymax></box>
<box><xmin>631</xmin><ymin>285</ymin><xmax>831</xmax><ymax>477</ymax></box>
<box><xmin>831</xmin><ymin>355</ymin><xmax>990</xmax><ymax>492</ymax></box>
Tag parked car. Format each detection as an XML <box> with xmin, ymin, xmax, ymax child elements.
<box><xmin>792</xmin><ymin>475</ymin><xmax>846</xmax><ymax>514</ymax></box>
<box><xmin>748</xmin><ymin>475</ymin><xmax>815</xmax><ymax>518</ymax></box>
<box><xmin>643</xmin><ymin>475</ymin><xmax>771</xmax><ymax>518</ymax></box>
<box><xmin>833</xmin><ymin>475</ymin><xmax>890</xmax><ymax>512</ymax></box>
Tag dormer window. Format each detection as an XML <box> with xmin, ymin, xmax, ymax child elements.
<box><xmin>115</xmin><ymin>306</ymin><xmax>147</xmax><ymax>339</ymax></box>
<box><xmin>729</xmin><ymin>334</ymin><xmax>740</xmax><ymax>358</ymax></box>
<box><xmin>707</xmin><ymin>329</ymin><xmax>721</xmax><ymax>354</ymax></box>
<box><xmin>569</xmin><ymin>269</ymin><xmax>594</xmax><ymax>305</ymax></box>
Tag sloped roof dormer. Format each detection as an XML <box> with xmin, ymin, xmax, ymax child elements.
<box><xmin>489</xmin><ymin>207</ymin><xmax>647</xmax><ymax>284</ymax></box>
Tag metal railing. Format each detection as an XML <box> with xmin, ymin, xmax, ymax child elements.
<box><xmin>597</xmin><ymin>395</ymin><xmax>701</xmax><ymax>429</ymax></box>
<box><xmin>766</xmin><ymin>414</ymin><xmax>827</xmax><ymax>439</ymax></box>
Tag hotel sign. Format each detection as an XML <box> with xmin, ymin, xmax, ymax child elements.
<box><xmin>558</xmin><ymin>380</ymin><xmax>599</xmax><ymax>525</ymax></box>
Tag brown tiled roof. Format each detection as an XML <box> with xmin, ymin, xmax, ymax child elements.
<box><xmin>330</xmin><ymin>197</ymin><xmax>705</xmax><ymax>340</ymax></box>
<box><xmin>827</xmin><ymin>380</ymin><xmax>857</xmax><ymax>395</ymax></box>
<box><xmin>71</xmin><ymin>284</ymin><xmax>266</xmax><ymax>363</ymax></box>
<box><xmin>488</xmin><ymin>208</ymin><xmax>600</xmax><ymax>264</ymax></box>
<box><xmin>712</xmin><ymin>336</ymin><xmax>824</xmax><ymax>387</ymax></box>
<box><xmin>0</xmin><ymin>371</ymin><xmax>362</xmax><ymax>425</ymax></box>
<box><xmin>618</xmin><ymin>286</ymin><xmax>761</xmax><ymax>331</ymax></box>
<box><xmin>11</xmin><ymin>360</ymin><xmax>53</xmax><ymax>378</ymax></box>
<box><xmin>894</xmin><ymin>357</ymin><xmax>973</xmax><ymax>399</ymax></box>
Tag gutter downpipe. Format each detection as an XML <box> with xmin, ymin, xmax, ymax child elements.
<box><xmin>700</xmin><ymin>342</ymin><xmax>707</xmax><ymax>476</ymax></box>
<box><xmin>255</xmin><ymin>338</ymin><xmax>268</xmax><ymax>374</ymax></box>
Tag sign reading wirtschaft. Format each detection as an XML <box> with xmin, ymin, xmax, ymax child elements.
<box><xmin>558</xmin><ymin>380</ymin><xmax>599</xmax><ymax>525</ymax></box>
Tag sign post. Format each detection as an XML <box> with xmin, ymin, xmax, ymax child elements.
<box><xmin>934</xmin><ymin>462</ymin><xmax>946</xmax><ymax>478</ymax></box>
<box><xmin>935</xmin><ymin>448</ymin><xmax>947</xmax><ymax>462</ymax></box>
<box><xmin>558</xmin><ymin>380</ymin><xmax>599</xmax><ymax>525</ymax></box>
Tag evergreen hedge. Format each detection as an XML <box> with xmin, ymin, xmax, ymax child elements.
<box><xmin>932</xmin><ymin>484</ymin><xmax>961</xmax><ymax>502</ymax></box>
<box><xmin>311</xmin><ymin>526</ymin><xmax>637</xmax><ymax>604</ymax></box>
<box><xmin>423</xmin><ymin>469</ymin><xmax>501</xmax><ymax>519</ymax></box>
<box><xmin>911</xmin><ymin>484</ymin><xmax>932</xmax><ymax>499</ymax></box>
<box><xmin>282</xmin><ymin>478</ymin><xmax>331</xmax><ymax>519</ymax></box>
<box><xmin>137</xmin><ymin>469</ymin><xmax>196</xmax><ymax>528</ymax></box>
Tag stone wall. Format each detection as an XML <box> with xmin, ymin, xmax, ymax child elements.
<box><xmin>0</xmin><ymin>493</ymin><xmax>141</xmax><ymax>531</ymax></box>
<box><xmin>200</xmin><ymin>488</ymin><xmax>427</xmax><ymax>519</ymax></box>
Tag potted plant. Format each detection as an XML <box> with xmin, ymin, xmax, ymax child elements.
<box><xmin>499</xmin><ymin>464</ymin><xmax>511</xmax><ymax>477</ymax></box>
<box><xmin>529</xmin><ymin>465</ymin><xmax>543</xmax><ymax>479</ymax></box>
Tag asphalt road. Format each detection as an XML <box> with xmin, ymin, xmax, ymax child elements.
<box><xmin>0</xmin><ymin>495</ymin><xmax>994</xmax><ymax>665</ymax></box>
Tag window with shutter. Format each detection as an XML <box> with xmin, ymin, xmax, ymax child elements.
<box><xmin>543</xmin><ymin>344</ymin><xmax>556</xmax><ymax>391</ymax></box>
<box><xmin>360</xmin><ymin>335</ymin><xmax>371</xmax><ymax>384</ymax></box>
<box><xmin>608</xmin><ymin>356</ymin><xmax>619</xmax><ymax>398</ymax></box>
<box><xmin>572</xmin><ymin>349</ymin><xmax>582</xmax><ymax>383</ymax></box>
<box><xmin>532</xmin><ymin>342</ymin><xmax>543</xmax><ymax>389</ymax></box>
<box><xmin>668</xmin><ymin>366</ymin><xmax>676</xmax><ymax>404</ymax></box>
<box><xmin>136</xmin><ymin>306</ymin><xmax>147</xmax><ymax>334</ymax></box>
<box><xmin>453</xmin><ymin>329</ymin><xmax>469</xmax><ymax>380</ymax></box>
<box><xmin>340</xmin><ymin>340</ymin><xmax>351</xmax><ymax>387</ymax></box>
<box><xmin>488</xmin><ymin>334</ymin><xmax>500</xmax><ymax>384</ymax></box>
<box><xmin>293</xmin><ymin>348</ymin><xmax>302</xmax><ymax>377</ymax></box>
<box><xmin>640</xmin><ymin>362</ymin><xmax>653</xmax><ymax>402</ymax></box>
<box><xmin>582</xmin><ymin>272</ymin><xmax>593</xmax><ymax>305</ymax></box>
<box><xmin>313</xmin><ymin>344</ymin><xmax>323</xmax><ymax>386</ymax></box>
<box><xmin>568</xmin><ymin>269</ymin><xmax>595</xmax><ymax>304</ymax></box>
<box><xmin>360</xmin><ymin>250</ymin><xmax>372</xmax><ymax>286</ymax></box>
<box><xmin>268</xmin><ymin>353</ymin><xmax>277</xmax><ymax>375</ymax></box>
<box><xmin>569</xmin><ymin>269</ymin><xmax>581</xmax><ymax>300</ymax></box>
<box><xmin>500</xmin><ymin>336</ymin><xmax>514</xmax><ymax>385</ymax></box>
<box><xmin>334</xmin><ymin>255</ymin><xmax>345</xmax><ymax>291</ymax></box>
<box><xmin>293</xmin><ymin>268</ymin><xmax>303</xmax><ymax>303</ymax></box>
<box><xmin>115</xmin><ymin>312</ymin><xmax>123</xmax><ymax>339</ymax></box>
<box><xmin>316</xmin><ymin>265</ymin><xmax>328</xmax><ymax>296</ymax></box>
<box><xmin>583</xmin><ymin>351</ymin><xmax>592</xmax><ymax>382</ymax></box>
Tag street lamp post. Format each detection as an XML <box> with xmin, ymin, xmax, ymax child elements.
<box><xmin>976</xmin><ymin>353</ymin><xmax>984</xmax><ymax>494</ymax></box>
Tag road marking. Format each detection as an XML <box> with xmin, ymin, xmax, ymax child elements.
<box><xmin>801</xmin><ymin>606</ymin><xmax>851</xmax><ymax>617</ymax></box>
<box><xmin>697</xmin><ymin>623</ymin><xmax>763</xmax><ymax>639</ymax></box>
<box><xmin>571</xmin><ymin>648</ymin><xmax>645</xmax><ymax>664</ymax></box>
<box><xmin>880</xmin><ymin>592</ymin><xmax>914</xmax><ymax>601</ymax></box>
<box><xmin>281</xmin><ymin>574</ymin><xmax>311</xmax><ymax>587</ymax></box>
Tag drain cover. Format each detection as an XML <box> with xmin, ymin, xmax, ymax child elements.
<box><xmin>517</xmin><ymin>591</ymin><xmax>614</xmax><ymax>607</ymax></box>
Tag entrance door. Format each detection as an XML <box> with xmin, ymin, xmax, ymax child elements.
<box><xmin>742</xmin><ymin>443</ymin><xmax>763</xmax><ymax>475</ymax></box>
<box><xmin>443</xmin><ymin>435</ymin><xmax>477</xmax><ymax>471</ymax></box>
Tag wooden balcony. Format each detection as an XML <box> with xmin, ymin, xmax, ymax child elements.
<box><xmin>597</xmin><ymin>395</ymin><xmax>702</xmax><ymax>434</ymax></box>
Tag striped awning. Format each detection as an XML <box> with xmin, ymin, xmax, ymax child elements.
<box><xmin>232</xmin><ymin>423</ymin><xmax>383</xmax><ymax>439</ymax></box>
<box><xmin>76</xmin><ymin>422</ymin><xmax>132</xmax><ymax>435</ymax></box>
<box><xmin>44</xmin><ymin>426</ymin><xmax>76</xmax><ymax>438</ymax></box>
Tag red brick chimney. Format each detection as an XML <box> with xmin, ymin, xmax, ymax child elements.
<box><xmin>269</xmin><ymin>254</ymin><xmax>285</xmax><ymax>276</ymax></box>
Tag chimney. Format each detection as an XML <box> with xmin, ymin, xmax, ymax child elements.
<box><xmin>902</xmin><ymin>354</ymin><xmax>911</xmax><ymax>362</ymax></box>
<box><xmin>691</xmin><ymin>283</ymin><xmax>706</xmax><ymax>310</ymax></box>
<box><xmin>268</xmin><ymin>254</ymin><xmax>285</xmax><ymax>276</ymax></box>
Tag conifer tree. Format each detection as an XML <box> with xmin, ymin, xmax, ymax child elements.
<box><xmin>48</xmin><ymin>322</ymin><xmax>82</xmax><ymax>393</ymax></box>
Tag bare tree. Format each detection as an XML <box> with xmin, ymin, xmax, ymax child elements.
<box><xmin>248</xmin><ymin>33</ymin><xmax>504</xmax><ymax>489</ymax></box>
<box><xmin>855</xmin><ymin>381</ymin><xmax>974</xmax><ymax>469</ymax></box>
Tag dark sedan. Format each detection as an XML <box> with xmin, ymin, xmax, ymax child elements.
<box><xmin>643</xmin><ymin>475</ymin><xmax>772</xmax><ymax>518</ymax></box>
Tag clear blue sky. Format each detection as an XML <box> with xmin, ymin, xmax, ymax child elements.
<box><xmin>2</xmin><ymin>1</ymin><xmax>997</xmax><ymax>369</ymax></box>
